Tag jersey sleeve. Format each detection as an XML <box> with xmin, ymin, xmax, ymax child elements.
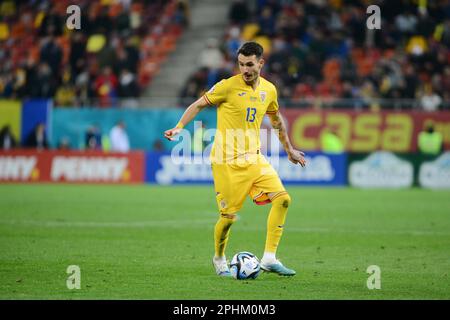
<box><xmin>266</xmin><ymin>86</ymin><xmax>279</xmax><ymax>114</ymax></box>
<box><xmin>203</xmin><ymin>80</ymin><xmax>228</xmax><ymax>106</ymax></box>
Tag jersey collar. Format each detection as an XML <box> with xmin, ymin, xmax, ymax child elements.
<box><xmin>240</xmin><ymin>74</ymin><xmax>261</xmax><ymax>92</ymax></box>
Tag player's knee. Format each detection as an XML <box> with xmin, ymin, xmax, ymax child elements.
<box><xmin>281</xmin><ymin>194</ymin><xmax>291</xmax><ymax>208</ymax></box>
<box><xmin>273</xmin><ymin>193</ymin><xmax>291</xmax><ymax>208</ymax></box>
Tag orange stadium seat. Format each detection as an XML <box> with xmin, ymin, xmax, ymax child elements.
<box><xmin>109</xmin><ymin>3</ymin><xmax>123</xmax><ymax>17</ymax></box>
<box><xmin>323</xmin><ymin>58</ymin><xmax>341</xmax><ymax>83</ymax></box>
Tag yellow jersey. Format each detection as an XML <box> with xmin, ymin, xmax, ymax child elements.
<box><xmin>203</xmin><ymin>74</ymin><xmax>279</xmax><ymax>163</ymax></box>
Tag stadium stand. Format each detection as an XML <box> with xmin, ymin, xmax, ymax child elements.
<box><xmin>145</xmin><ymin>0</ymin><xmax>229</xmax><ymax>107</ymax></box>
<box><xmin>179</xmin><ymin>0</ymin><xmax>450</xmax><ymax>110</ymax></box>
<box><xmin>0</xmin><ymin>0</ymin><xmax>187</xmax><ymax>107</ymax></box>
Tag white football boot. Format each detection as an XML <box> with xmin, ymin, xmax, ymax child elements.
<box><xmin>212</xmin><ymin>257</ymin><xmax>232</xmax><ymax>277</ymax></box>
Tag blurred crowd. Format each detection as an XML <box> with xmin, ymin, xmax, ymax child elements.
<box><xmin>0</xmin><ymin>0</ymin><xmax>188</xmax><ymax>107</ymax></box>
<box><xmin>180</xmin><ymin>0</ymin><xmax>450</xmax><ymax>110</ymax></box>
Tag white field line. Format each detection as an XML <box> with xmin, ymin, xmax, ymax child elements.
<box><xmin>0</xmin><ymin>219</ymin><xmax>449</xmax><ymax>236</ymax></box>
<box><xmin>0</xmin><ymin>219</ymin><xmax>215</xmax><ymax>228</ymax></box>
<box><xmin>236</xmin><ymin>226</ymin><xmax>450</xmax><ymax>236</ymax></box>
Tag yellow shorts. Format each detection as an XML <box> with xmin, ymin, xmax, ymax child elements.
<box><xmin>211</xmin><ymin>154</ymin><xmax>286</xmax><ymax>214</ymax></box>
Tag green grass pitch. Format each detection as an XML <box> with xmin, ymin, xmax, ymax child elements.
<box><xmin>0</xmin><ymin>184</ymin><xmax>449</xmax><ymax>299</ymax></box>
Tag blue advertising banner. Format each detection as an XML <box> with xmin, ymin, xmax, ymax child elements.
<box><xmin>145</xmin><ymin>152</ymin><xmax>347</xmax><ymax>186</ymax></box>
<box><xmin>271</xmin><ymin>152</ymin><xmax>347</xmax><ymax>186</ymax></box>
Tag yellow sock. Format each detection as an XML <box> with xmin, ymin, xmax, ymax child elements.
<box><xmin>214</xmin><ymin>214</ymin><xmax>235</xmax><ymax>257</ymax></box>
<box><xmin>264</xmin><ymin>193</ymin><xmax>291</xmax><ymax>254</ymax></box>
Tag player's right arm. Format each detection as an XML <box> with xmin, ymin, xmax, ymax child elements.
<box><xmin>164</xmin><ymin>96</ymin><xmax>209</xmax><ymax>141</ymax></box>
<box><xmin>164</xmin><ymin>80</ymin><xmax>227</xmax><ymax>141</ymax></box>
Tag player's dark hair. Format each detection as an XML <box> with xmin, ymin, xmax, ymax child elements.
<box><xmin>237</xmin><ymin>42</ymin><xmax>263</xmax><ymax>59</ymax></box>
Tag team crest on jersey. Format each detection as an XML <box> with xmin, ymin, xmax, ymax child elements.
<box><xmin>260</xmin><ymin>91</ymin><xmax>267</xmax><ymax>102</ymax></box>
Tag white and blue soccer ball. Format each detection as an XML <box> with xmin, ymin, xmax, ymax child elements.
<box><xmin>230</xmin><ymin>251</ymin><xmax>261</xmax><ymax>280</ymax></box>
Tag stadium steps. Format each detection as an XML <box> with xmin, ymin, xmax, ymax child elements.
<box><xmin>143</xmin><ymin>0</ymin><xmax>229</xmax><ymax>107</ymax></box>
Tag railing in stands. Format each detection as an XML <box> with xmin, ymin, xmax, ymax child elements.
<box><xmin>55</xmin><ymin>97</ymin><xmax>450</xmax><ymax>110</ymax></box>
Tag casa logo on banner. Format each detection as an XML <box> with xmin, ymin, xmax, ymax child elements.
<box><xmin>349</xmin><ymin>151</ymin><xmax>413</xmax><ymax>188</ymax></box>
<box><xmin>419</xmin><ymin>152</ymin><xmax>450</xmax><ymax>189</ymax></box>
<box><xmin>0</xmin><ymin>156</ymin><xmax>39</xmax><ymax>181</ymax></box>
<box><xmin>51</xmin><ymin>156</ymin><xmax>130</xmax><ymax>182</ymax></box>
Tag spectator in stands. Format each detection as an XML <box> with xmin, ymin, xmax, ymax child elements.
<box><xmin>69</xmin><ymin>32</ymin><xmax>86</xmax><ymax>80</ymax></box>
<box><xmin>174</xmin><ymin>0</ymin><xmax>190</xmax><ymax>27</ymax></box>
<box><xmin>395</xmin><ymin>9</ymin><xmax>418</xmax><ymax>37</ymax></box>
<box><xmin>225</xmin><ymin>26</ymin><xmax>243</xmax><ymax>60</ymax></box>
<box><xmin>401</xmin><ymin>65</ymin><xmax>419</xmax><ymax>99</ymax></box>
<box><xmin>0</xmin><ymin>73</ymin><xmax>14</xmax><ymax>98</ymax></box>
<box><xmin>0</xmin><ymin>125</ymin><xmax>17</xmax><ymax>150</ymax></box>
<box><xmin>23</xmin><ymin>57</ymin><xmax>38</xmax><ymax>98</ymax></box>
<box><xmin>97</xmin><ymin>39</ymin><xmax>117</xmax><ymax>71</ymax></box>
<box><xmin>229</xmin><ymin>0</ymin><xmax>250</xmax><ymax>26</ymax></box>
<box><xmin>114</xmin><ymin>47</ymin><xmax>132</xmax><ymax>76</ymax></box>
<box><xmin>118</xmin><ymin>69</ymin><xmax>140</xmax><ymax>108</ymax></box>
<box><xmin>32</xmin><ymin>62</ymin><xmax>57</xmax><ymax>98</ymax></box>
<box><xmin>119</xmin><ymin>68</ymin><xmax>139</xmax><ymax>96</ymax></box>
<box><xmin>95</xmin><ymin>66</ymin><xmax>118</xmax><ymax>107</ymax></box>
<box><xmin>179</xmin><ymin>67</ymin><xmax>209</xmax><ymax>106</ymax></box>
<box><xmin>198</xmin><ymin>38</ymin><xmax>225</xmax><ymax>71</ymax></box>
<box><xmin>12</xmin><ymin>65</ymin><xmax>28</xmax><ymax>98</ymax></box>
<box><xmin>24</xmin><ymin>123</ymin><xmax>48</xmax><ymax>150</ymax></box>
<box><xmin>124</xmin><ymin>38</ymin><xmax>139</xmax><ymax>74</ymax></box>
<box><xmin>267</xmin><ymin>38</ymin><xmax>288</xmax><ymax>75</ymax></box>
<box><xmin>95</xmin><ymin>6</ymin><xmax>113</xmax><ymax>36</ymax></box>
<box><xmin>441</xmin><ymin>20</ymin><xmax>450</xmax><ymax>47</ymax></box>
<box><xmin>55</xmin><ymin>67</ymin><xmax>76</xmax><ymax>106</ymax></box>
<box><xmin>420</xmin><ymin>85</ymin><xmax>442</xmax><ymax>111</ymax></box>
<box><xmin>39</xmin><ymin>36</ymin><xmax>62</xmax><ymax>76</ymax></box>
<box><xmin>179</xmin><ymin>78</ymin><xmax>202</xmax><ymax>106</ymax></box>
<box><xmin>116</xmin><ymin>7</ymin><xmax>131</xmax><ymax>34</ymax></box>
<box><xmin>359</xmin><ymin>80</ymin><xmax>379</xmax><ymax>110</ymax></box>
<box><xmin>39</xmin><ymin>5</ymin><xmax>63</xmax><ymax>37</ymax></box>
<box><xmin>442</xmin><ymin>66</ymin><xmax>450</xmax><ymax>104</ymax></box>
<box><xmin>110</xmin><ymin>120</ymin><xmax>130</xmax><ymax>153</ymax></box>
<box><xmin>55</xmin><ymin>82</ymin><xmax>76</xmax><ymax>106</ymax></box>
<box><xmin>258</xmin><ymin>6</ymin><xmax>276</xmax><ymax>37</ymax></box>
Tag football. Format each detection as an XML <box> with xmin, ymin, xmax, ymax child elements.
<box><xmin>229</xmin><ymin>251</ymin><xmax>261</xmax><ymax>280</ymax></box>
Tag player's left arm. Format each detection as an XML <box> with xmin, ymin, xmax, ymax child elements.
<box><xmin>268</xmin><ymin>110</ymin><xmax>306</xmax><ymax>167</ymax></box>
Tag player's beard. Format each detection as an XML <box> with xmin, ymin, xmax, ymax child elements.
<box><xmin>243</xmin><ymin>72</ymin><xmax>258</xmax><ymax>85</ymax></box>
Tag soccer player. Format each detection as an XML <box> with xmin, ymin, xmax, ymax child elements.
<box><xmin>164</xmin><ymin>42</ymin><xmax>306</xmax><ymax>277</ymax></box>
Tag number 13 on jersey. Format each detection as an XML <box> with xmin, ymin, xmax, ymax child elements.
<box><xmin>246</xmin><ymin>107</ymin><xmax>256</xmax><ymax>122</ymax></box>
